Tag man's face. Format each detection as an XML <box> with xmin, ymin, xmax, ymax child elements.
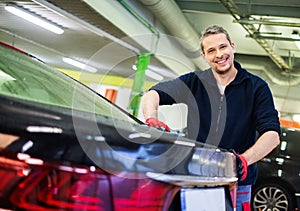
<box><xmin>201</xmin><ymin>33</ymin><xmax>235</xmax><ymax>75</ymax></box>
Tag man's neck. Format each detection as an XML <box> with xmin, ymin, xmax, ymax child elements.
<box><xmin>213</xmin><ymin>67</ymin><xmax>238</xmax><ymax>86</ymax></box>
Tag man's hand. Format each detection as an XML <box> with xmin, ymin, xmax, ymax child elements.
<box><xmin>231</xmin><ymin>150</ymin><xmax>248</xmax><ymax>181</ymax></box>
<box><xmin>235</xmin><ymin>153</ymin><xmax>248</xmax><ymax>181</ymax></box>
<box><xmin>145</xmin><ymin>118</ymin><xmax>170</xmax><ymax>132</ymax></box>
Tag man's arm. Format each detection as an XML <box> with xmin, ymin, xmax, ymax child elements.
<box><xmin>141</xmin><ymin>90</ymin><xmax>170</xmax><ymax>131</ymax></box>
<box><xmin>141</xmin><ymin>90</ymin><xmax>160</xmax><ymax>119</ymax></box>
<box><xmin>242</xmin><ymin>130</ymin><xmax>280</xmax><ymax>165</ymax></box>
<box><xmin>234</xmin><ymin>130</ymin><xmax>280</xmax><ymax>181</ymax></box>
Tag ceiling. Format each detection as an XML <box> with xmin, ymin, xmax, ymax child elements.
<box><xmin>1</xmin><ymin>0</ymin><xmax>300</xmax><ymax>120</ymax></box>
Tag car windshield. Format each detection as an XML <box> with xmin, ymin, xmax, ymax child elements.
<box><xmin>0</xmin><ymin>44</ymin><xmax>139</xmax><ymax>124</ymax></box>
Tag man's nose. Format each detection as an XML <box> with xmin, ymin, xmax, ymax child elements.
<box><xmin>216</xmin><ymin>49</ymin><xmax>223</xmax><ymax>57</ymax></box>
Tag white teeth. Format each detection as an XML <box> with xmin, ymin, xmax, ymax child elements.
<box><xmin>217</xmin><ymin>60</ymin><xmax>226</xmax><ymax>64</ymax></box>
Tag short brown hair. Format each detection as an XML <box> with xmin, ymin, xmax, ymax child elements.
<box><xmin>200</xmin><ymin>25</ymin><xmax>232</xmax><ymax>53</ymax></box>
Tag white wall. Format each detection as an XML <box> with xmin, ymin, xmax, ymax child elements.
<box><xmin>137</xmin><ymin>102</ymin><xmax>188</xmax><ymax>131</ymax></box>
<box><xmin>158</xmin><ymin>103</ymin><xmax>188</xmax><ymax>131</ymax></box>
<box><xmin>89</xmin><ymin>83</ymin><xmax>188</xmax><ymax>131</ymax></box>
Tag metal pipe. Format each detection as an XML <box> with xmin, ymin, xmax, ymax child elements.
<box><xmin>235</xmin><ymin>19</ymin><xmax>300</xmax><ymax>28</ymax></box>
<box><xmin>219</xmin><ymin>0</ymin><xmax>291</xmax><ymax>71</ymax></box>
<box><xmin>117</xmin><ymin>0</ymin><xmax>160</xmax><ymax>54</ymax></box>
<box><xmin>247</xmin><ymin>34</ymin><xmax>300</xmax><ymax>42</ymax></box>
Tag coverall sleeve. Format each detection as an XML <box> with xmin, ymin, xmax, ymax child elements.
<box><xmin>150</xmin><ymin>72</ymin><xmax>195</xmax><ymax>106</ymax></box>
<box><xmin>253</xmin><ymin>81</ymin><xmax>281</xmax><ymax>135</ymax></box>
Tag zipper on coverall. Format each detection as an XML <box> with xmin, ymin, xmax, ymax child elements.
<box><xmin>216</xmin><ymin>94</ymin><xmax>224</xmax><ymax>133</ymax></box>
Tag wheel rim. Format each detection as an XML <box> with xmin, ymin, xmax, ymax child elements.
<box><xmin>253</xmin><ymin>186</ymin><xmax>289</xmax><ymax>211</ymax></box>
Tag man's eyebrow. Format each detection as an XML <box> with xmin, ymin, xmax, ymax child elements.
<box><xmin>220</xmin><ymin>42</ymin><xmax>230</xmax><ymax>47</ymax></box>
<box><xmin>206</xmin><ymin>47</ymin><xmax>214</xmax><ymax>52</ymax></box>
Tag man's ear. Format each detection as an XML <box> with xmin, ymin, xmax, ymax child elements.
<box><xmin>231</xmin><ymin>42</ymin><xmax>235</xmax><ymax>52</ymax></box>
<box><xmin>200</xmin><ymin>51</ymin><xmax>205</xmax><ymax>59</ymax></box>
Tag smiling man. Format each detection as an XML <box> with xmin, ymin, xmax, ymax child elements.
<box><xmin>141</xmin><ymin>25</ymin><xmax>281</xmax><ymax>210</ymax></box>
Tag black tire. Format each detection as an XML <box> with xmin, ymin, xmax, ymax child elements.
<box><xmin>251</xmin><ymin>182</ymin><xmax>295</xmax><ymax>211</ymax></box>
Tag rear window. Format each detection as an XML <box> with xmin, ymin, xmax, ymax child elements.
<box><xmin>0</xmin><ymin>44</ymin><xmax>138</xmax><ymax>124</ymax></box>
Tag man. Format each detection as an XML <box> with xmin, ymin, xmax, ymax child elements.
<box><xmin>141</xmin><ymin>25</ymin><xmax>280</xmax><ymax>210</ymax></box>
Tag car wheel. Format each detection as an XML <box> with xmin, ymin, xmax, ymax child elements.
<box><xmin>252</xmin><ymin>182</ymin><xmax>295</xmax><ymax>211</ymax></box>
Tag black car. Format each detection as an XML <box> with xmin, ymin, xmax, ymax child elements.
<box><xmin>252</xmin><ymin>126</ymin><xmax>300</xmax><ymax>211</ymax></box>
<box><xmin>0</xmin><ymin>41</ymin><xmax>238</xmax><ymax>210</ymax></box>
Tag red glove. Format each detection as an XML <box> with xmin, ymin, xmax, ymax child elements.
<box><xmin>145</xmin><ymin>118</ymin><xmax>170</xmax><ymax>132</ymax></box>
<box><xmin>231</xmin><ymin>150</ymin><xmax>248</xmax><ymax>181</ymax></box>
<box><xmin>235</xmin><ymin>153</ymin><xmax>248</xmax><ymax>181</ymax></box>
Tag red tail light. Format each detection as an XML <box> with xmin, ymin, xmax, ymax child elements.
<box><xmin>10</xmin><ymin>167</ymin><xmax>111</xmax><ymax>211</ymax></box>
<box><xmin>112</xmin><ymin>177</ymin><xmax>179</xmax><ymax>211</ymax></box>
<box><xmin>0</xmin><ymin>156</ymin><xmax>30</xmax><ymax>209</ymax></box>
<box><xmin>0</xmin><ymin>154</ymin><xmax>179</xmax><ymax>211</ymax></box>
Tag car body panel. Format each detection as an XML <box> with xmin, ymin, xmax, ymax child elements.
<box><xmin>252</xmin><ymin>127</ymin><xmax>300</xmax><ymax>210</ymax></box>
<box><xmin>0</xmin><ymin>41</ymin><xmax>237</xmax><ymax>210</ymax></box>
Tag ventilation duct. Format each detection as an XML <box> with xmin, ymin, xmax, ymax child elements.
<box><xmin>139</xmin><ymin>0</ymin><xmax>208</xmax><ymax>70</ymax></box>
<box><xmin>236</xmin><ymin>55</ymin><xmax>300</xmax><ymax>86</ymax></box>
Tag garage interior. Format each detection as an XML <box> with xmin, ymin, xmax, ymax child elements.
<box><xmin>1</xmin><ymin>0</ymin><xmax>300</xmax><ymax>125</ymax></box>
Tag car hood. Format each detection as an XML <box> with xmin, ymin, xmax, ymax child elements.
<box><xmin>1</xmin><ymin>94</ymin><xmax>236</xmax><ymax>182</ymax></box>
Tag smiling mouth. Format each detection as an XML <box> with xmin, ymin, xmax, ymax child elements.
<box><xmin>216</xmin><ymin>57</ymin><xmax>228</xmax><ymax>64</ymax></box>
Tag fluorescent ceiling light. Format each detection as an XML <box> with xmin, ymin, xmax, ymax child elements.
<box><xmin>4</xmin><ymin>4</ymin><xmax>64</xmax><ymax>35</ymax></box>
<box><xmin>146</xmin><ymin>70</ymin><xmax>164</xmax><ymax>81</ymax></box>
<box><xmin>291</xmin><ymin>31</ymin><xmax>300</xmax><ymax>50</ymax></box>
<box><xmin>63</xmin><ymin>57</ymin><xmax>97</xmax><ymax>73</ymax></box>
<box><xmin>148</xmin><ymin>65</ymin><xmax>177</xmax><ymax>78</ymax></box>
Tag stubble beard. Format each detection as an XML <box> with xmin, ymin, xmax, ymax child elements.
<box><xmin>213</xmin><ymin>65</ymin><xmax>231</xmax><ymax>75</ymax></box>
